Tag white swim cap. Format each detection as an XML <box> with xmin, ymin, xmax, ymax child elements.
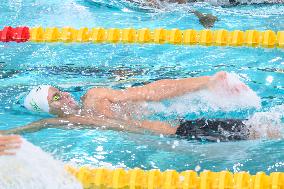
<box><xmin>24</xmin><ymin>85</ymin><xmax>51</xmax><ymax>113</ymax></box>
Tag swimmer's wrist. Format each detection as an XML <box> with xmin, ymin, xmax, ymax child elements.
<box><xmin>203</xmin><ymin>76</ymin><xmax>212</xmax><ymax>89</ymax></box>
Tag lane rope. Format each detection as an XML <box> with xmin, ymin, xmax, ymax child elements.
<box><xmin>1</xmin><ymin>26</ymin><xmax>283</xmax><ymax>48</ymax></box>
<box><xmin>66</xmin><ymin>166</ymin><xmax>284</xmax><ymax>189</ymax></box>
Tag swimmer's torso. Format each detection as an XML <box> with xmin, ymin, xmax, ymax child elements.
<box><xmin>81</xmin><ymin>88</ymin><xmax>147</xmax><ymax>120</ymax></box>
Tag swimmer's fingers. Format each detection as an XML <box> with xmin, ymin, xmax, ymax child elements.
<box><xmin>0</xmin><ymin>144</ymin><xmax>21</xmax><ymax>151</ymax></box>
<box><xmin>237</xmin><ymin>83</ymin><xmax>249</xmax><ymax>92</ymax></box>
<box><xmin>231</xmin><ymin>83</ymin><xmax>250</xmax><ymax>94</ymax></box>
<box><xmin>229</xmin><ymin>87</ymin><xmax>240</xmax><ymax>94</ymax></box>
<box><xmin>0</xmin><ymin>139</ymin><xmax>22</xmax><ymax>146</ymax></box>
<box><xmin>229</xmin><ymin>86</ymin><xmax>246</xmax><ymax>95</ymax></box>
<box><xmin>0</xmin><ymin>135</ymin><xmax>22</xmax><ymax>144</ymax></box>
<box><xmin>214</xmin><ymin>71</ymin><xmax>227</xmax><ymax>81</ymax></box>
<box><xmin>0</xmin><ymin>135</ymin><xmax>22</xmax><ymax>153</ymax></box>
<box><xmin>240</xmin><ymin>83</ymin><xmax>249</xmax><ymax>90</ymax></box>
<box><xmin>0</xmin><ymin>151</ymin><xmax>17</xmax><ymax>156</ymax></box>
<box><xmin>0</xmin><ymin>135</ymin><xmax>21</xmax><ymax>141</ymax></box>
<box><xmin>211</xmin><ymin>72</ymin><xmax>227</xmax><ymax>85</ymax></box>
<box><xmin>0</xmin><ymin>143</ymin><xmax>21</xmax><ymax>156</ymax></box>
<box><xmin>215</xmin><ymin>72</ymin><xmax>230</xmax><ymax>88</ymax></box>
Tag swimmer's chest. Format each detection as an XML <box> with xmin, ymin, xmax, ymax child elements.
<box><xmin>81</xmin><ymin>93</ymin><xmax>131</xmax><ymax>118</ymax></box>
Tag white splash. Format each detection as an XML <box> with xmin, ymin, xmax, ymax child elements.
<box><xmin>0</xmin><ymin>139</ymin><xmax>82</xmax><ymax>189</ymax></box>
<box><xmin>244</xmin><ymin>105</ymin><xmax>284</xmax><ymax>139</ymax></box>
<box><xmin>204</xmin><ymin>0</ymin><xmax>284</xmax><ymax>6</ymax></box>
<box><xmin>143</xmin><ymin>73</ymin><xmax>261</xmax><ymax>115</ymax></box>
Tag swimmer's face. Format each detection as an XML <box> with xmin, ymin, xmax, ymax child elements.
<box><xmin>47</xmin><ymin>87</ymin><xmax>79</xmax><ymax>116</ymax></box>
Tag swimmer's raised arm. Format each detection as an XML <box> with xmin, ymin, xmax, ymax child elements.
<box><xmin>87</xmin><ymin>72</ymin><xmax>238</xmax><ymax>104</ymax></box>
<box><xmin>119</xmin><ymin>75</ymin><xmax>211</xmax><ymax>101</ymax></box>
<box><xmin>87</xmin><ymin>75</ymin><xmax>211</xmax><ymax>103</ymax></box>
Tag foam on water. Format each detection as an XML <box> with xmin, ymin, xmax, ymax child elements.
<box><xmin>144</xmin><ymin>73</ymin><xmax>261</xmax><ymax>115</ymax></box>
<box><xmin>204</xmin><ymin>0</ymin><xmax>284</xmax><ymax>5</ymax></box>
<box><xmin>0</xmin><ymin>139</ymin><xmax>82</xmax><ymax>189</ymax></box>
<box><xmin>244</xmin><ymin>104</ymin><xmax>284</xmax><ymax>139</ymax></box>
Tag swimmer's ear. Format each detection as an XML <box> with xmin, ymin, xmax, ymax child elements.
<box><xmin>192</xmin><ymin>10</ymin><xmax>219</xmax><ymax>28</ymax></box>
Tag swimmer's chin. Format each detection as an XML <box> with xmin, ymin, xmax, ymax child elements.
<box><xmin>66</xmin><ymin>98</ymin><xmax>81</xmax><ymax>109</ymax></box>
<box><xmin>57</xmin><ymin>104</ymin><xmax>81</xmax><ymax>116</ymax></box>
<box><xmin>68</xmin><ymin>101</ymin><xmax>79</xmax><ymax>109</ymax></box>
<box><xmin>69</xmin><ymin>105</ymin><xmax>81</xmax><ymax>113</ymax></box>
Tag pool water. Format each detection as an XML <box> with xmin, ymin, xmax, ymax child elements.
<box><xmin>0</xmin><ymin>0</ymin><xmax>284</xmax><ymax>174</ymax></box>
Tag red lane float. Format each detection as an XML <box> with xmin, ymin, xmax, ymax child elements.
<box><xmin>12</xmin><ymin>27</ymin><xmax>30</xmax><ymax>42</ymax></box>
<box><xmin>0</xmin><ymin>26</ymin><xmax>13</xmax><ymax>42</ymax></box>
<box><xmin>0</xmin><ymin>26</ymin><xmax>30</xmax><ymax>43</ymax></box>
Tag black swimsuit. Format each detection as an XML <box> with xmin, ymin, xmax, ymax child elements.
<box><xmin>175</xmin><ymin>118</ymin><xmax>250</xmax><ymax>142</ymax></box>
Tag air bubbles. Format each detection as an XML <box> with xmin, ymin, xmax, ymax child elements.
<box><xmin>266</xmin><ymin>76</ymin><xmax>274</xmax><ymax>84</ymax></box>
<box><xmin>195</xmin><ymin>165</ymin><xmax>201</xmax><ymax>172</ymax></box>
<box><xmin>96</xmin><ymin>146</ymin><xmax>104</xmax><ymax>152</ymax></box>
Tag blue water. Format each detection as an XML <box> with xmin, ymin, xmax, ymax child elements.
<box><xmin>0</xmin><ymin>0</ymin><xmax>284</xmax><ymax>174</ymax></box>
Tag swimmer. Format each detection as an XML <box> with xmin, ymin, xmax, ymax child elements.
<box><xmin>126</xmin><ymin>0</ymin><xmax>218</xmax><ymax>28</ymax></box>
<box><xmin>147</xmin><ymin>0</ymin><xmax>284</xmax><ymax>6</ymax></box>
<box><xmin>0</xmin><ymin>135</ymin><xmax>22</xmax><ymax>156</ymax></box>
<box><xmin>134</xmin><ymin>0</ymin><xmax>284</xmax><ymax>28</ymax></box>
<box><xmin>1</xmin><ymin>71</ymin><xmax>281</xmax><ymax>142</ymax></box>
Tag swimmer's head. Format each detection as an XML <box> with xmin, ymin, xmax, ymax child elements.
<box><xmin>24</xmin><ymin>85</ymin><xmax>51</xmax><ymax>113</ymax></box>
<box><xmin>24</xmin><ymin>85</ymin><xmax>79</xmax><ymax>116</ymax></box>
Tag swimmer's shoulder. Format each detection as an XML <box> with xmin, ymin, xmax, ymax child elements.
<box><xmin>84</xmin><ymin>88</ymin><xmax>114</xmax><ymax>99</ymax></box>
<box><xmin>81</xmin><ymin>88</ymin><xmax>105</xmax><ymax>103</ymax></box>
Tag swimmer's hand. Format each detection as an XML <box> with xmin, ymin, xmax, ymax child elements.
<box><xmin>0</xmin><ymin>135</ymin><xmax>22</xmax><ymax>156</ymax></box>
<box><xmin>208</xmin><ymin>71</ymin><xmax>249</xmax><ymax>95</ymax></box>
<box><xmin>192</xmin><ymin>10</ymin><xmax>218</xmax><ymax>28</ymax></box>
